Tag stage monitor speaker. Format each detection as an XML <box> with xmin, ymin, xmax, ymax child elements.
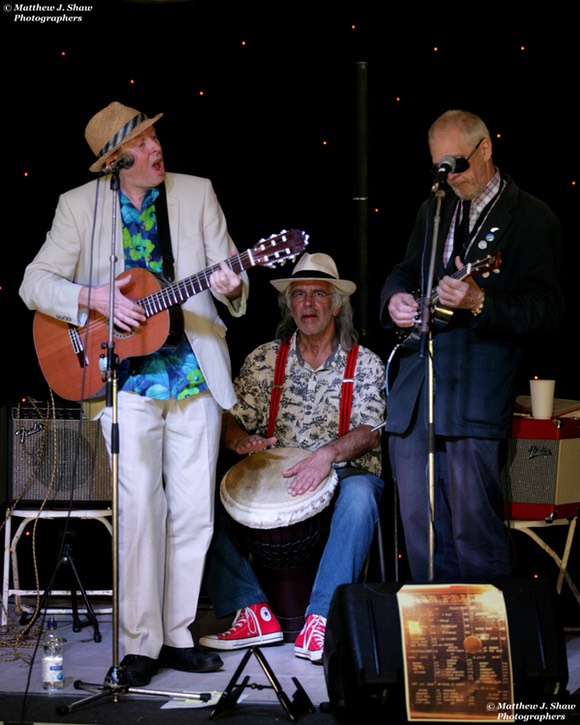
<box><xmin>323</xmin><ymin>580</ymin><xmax>569</xmax><ymax>722</ymax></box>
<box><xmin>1</xmin><ymin>403</ymin><xmax>111</xmax><ymax>507</ymax></box>
<box><xmin>501</xmin><ymin>417</ymin><xmax>580</xmax><ymax>520</ymax></box>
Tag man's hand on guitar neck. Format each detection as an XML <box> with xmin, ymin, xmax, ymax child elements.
<box><xmin>78</xmin><ymin>273</ymin><xmax>147</xmax><ymax>332</ymax></box>
<box><xmin>438</xmin><ymin>255</ymin><xmax>484</xmax><ymax>312</ymax></box>
<box><xmin>208</xmin><ymin>257</ymin><xmax>244</xmax><ymax>301</ymax></box>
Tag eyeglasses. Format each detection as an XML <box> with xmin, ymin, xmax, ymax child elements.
<box><xmin>290</xmin><ymin>289</ymin><xmax>333</xmax><ymax>302</ymax></box>
<box><xmin>431</xmin><ymin>138</ymin><xmax>484</xmax><ymax>175</ymax></box>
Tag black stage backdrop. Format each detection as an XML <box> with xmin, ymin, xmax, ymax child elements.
<box><xmin>1</xmin><ymin>1</ymin><xmax>578</xmax><ymax>408</ymax></box>
<box><xmin>0</xmin><ymin>0</ymin><xmax>579</xmax><ymax>663</ymax></box>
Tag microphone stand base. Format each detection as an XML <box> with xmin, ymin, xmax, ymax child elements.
<box><xmin>54</xmin><ymin>671</ymin><xmax>213</xmax><ymax>716</ymax></box>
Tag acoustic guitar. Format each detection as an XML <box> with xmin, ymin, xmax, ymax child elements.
<box><xmin>32</xmin><ymin>229</ymin><xmax>309</xmax><ymax>401</ymax></box>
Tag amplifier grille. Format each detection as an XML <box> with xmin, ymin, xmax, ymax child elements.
<box><xmin>501</xmin><ymin>434</ymin><xmax>580</xmax><ymax>513</ymax></box>
<box><xmin>3</xmin><ymin>404</ymin><xmax>111</xmax><ymax>507</ymax></box>
<box><xmin>501</xmin><ymin>438</ymin><xmax>560</xmax><ymax>504</ymax></box>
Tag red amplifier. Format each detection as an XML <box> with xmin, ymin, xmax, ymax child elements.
<box><xmin>501</xmin><ymin>417</ymin><xmax>580</xmax><ymax>520</ymax></box>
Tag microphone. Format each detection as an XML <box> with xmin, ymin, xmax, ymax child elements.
<box><xmin>97</xmin><ymin>152</ymin><xmax>135</xmax><ymax>176</ymax></box>
<box><xmin>431</xmin><ymin>155</ymin><xmax>457</xmax><ymax>193</ymax></box>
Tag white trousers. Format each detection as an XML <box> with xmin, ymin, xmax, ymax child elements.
<box><xmin>99</xmin><ymin>390</ymin><xmax>221</xmax><ymax>658</ymax></box>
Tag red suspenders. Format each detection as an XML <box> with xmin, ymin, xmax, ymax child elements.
<box><xmin>267</xmin><ymin>340</ymin><xmax>360</xmax><ymax>438</ymax></box>
<box><xmin>339</xmin><ymin>343</ymin><xmax>359</xmax><ymax>437</ymax></box>
<box><xmin>267</xmin><ymin>340</ymin><xmax>291</xmax><ymax>438</ymax></box>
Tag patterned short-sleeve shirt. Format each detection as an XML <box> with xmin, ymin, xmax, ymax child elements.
<box><xmin>117</xmin><ymin>187</ymin><xmax>208</xmax><ymax>400</ymax></box>
<box><xmin>230</xmin><ymin>333</ymin><xmax>385</xmax><ymax>476</ymax></box>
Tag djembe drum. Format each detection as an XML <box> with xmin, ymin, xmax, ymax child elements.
<box><xmin>220</xmin><ymin>447</ymin><xmax>338</xmax><ymax>641</ymax></box>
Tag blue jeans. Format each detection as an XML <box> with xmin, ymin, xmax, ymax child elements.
<box><xmin>203</xmin><ymin>467</ymin><xmax>384</xmax><ymax>619</ymax></box>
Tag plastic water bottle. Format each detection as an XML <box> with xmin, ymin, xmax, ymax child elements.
<box><xmin>41</xmin><ymin>616</ymin><xmax>64</xmax><ymax>691</ymax></box>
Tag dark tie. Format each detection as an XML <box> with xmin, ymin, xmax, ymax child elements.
<box><xmin>448</xmin><ymin>199</ymin><xmax>471</xmax><ymax>271</ymax></box>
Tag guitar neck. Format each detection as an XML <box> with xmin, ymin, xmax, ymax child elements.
<box><xmin>431</xmin><ymin>263</ymin><xmax>473</xmax><ymax>306</ymax></box>
<box><xmin>138</xmin><ymin>250</ymin><xmax>251</xmax><ymax>317</ymax></box>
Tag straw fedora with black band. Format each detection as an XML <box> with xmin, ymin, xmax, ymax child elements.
<box><xmin>270</xmin><ymin>252</ymin><xmax>356</xmax><ymax>295</ymax></box>
<box><xmin>85</xmin><ymin>101</ymin><xmax>164</xmax><ymax>173</ymax></box>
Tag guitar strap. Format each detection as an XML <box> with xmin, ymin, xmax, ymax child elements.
<box><xmin>449</xmin><ymin>176</ymin><xmax>507</xmax><ymax>265</ymax></box>
<box><xmin>154</xmin><ymin>181</ymin><xmax>175</xmax><ymax>282</ymax></box>
<box><xmin>153</xmin><ymin>181</ymin><xmax>187</xmax><ymax>350</ymax></box>
<box><xmin>267</xmin><ymin>340</ymin><xmax>360</xmax><ymax>438</ymax></box>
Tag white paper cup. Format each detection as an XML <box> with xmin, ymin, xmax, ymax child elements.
<box><xmin>529</xmin><ymin>379</ymin><xmax>555</xmax><ymax>419</ymax></box>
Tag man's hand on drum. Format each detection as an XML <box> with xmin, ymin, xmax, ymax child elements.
<box><xmin>231</xmin><ymin>433</ymin><xmax>277</xmax><ymax>456</ymax></box>
<box><xmin>283</xmin><ymin>448</ymin><xmax>335</xmax><ymax>497</ymax></box>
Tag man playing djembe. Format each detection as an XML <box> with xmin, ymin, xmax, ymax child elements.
<box><xmin>200</xmin><ymin>252</ymin><xmax>385</xmax><ymax>663</ymax></box>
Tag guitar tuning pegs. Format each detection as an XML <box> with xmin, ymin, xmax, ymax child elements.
<box><xmin>482</xmin><ymin>272</ymin><xmax>490</xmax><ymax>278</ymax></box>
<box><xmin>493</xmin><ymin>268</ymin><xmax>500</xmax><ymax>273</ymax></box>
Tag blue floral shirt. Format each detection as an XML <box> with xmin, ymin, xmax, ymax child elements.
<box><xmin>117</xmin><ymin>187</ymin><xmax>208</xmax><ymax>400</ymax></box>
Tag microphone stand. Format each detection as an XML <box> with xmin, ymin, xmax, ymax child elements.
<box><xmin>58</xmin><ymin>170</ymin><xmax>211</xmax><ymax>715</ymax></box>
<box><xmin>418</xmin><ymin>187</ymin><xmax>446</xmax><ymax>582</ymax></box>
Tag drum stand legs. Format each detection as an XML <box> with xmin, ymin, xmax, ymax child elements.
<box><xmin>209</xmin><ymin>646</ymin><xmax>315</xmax><ymax>722</ymax></box>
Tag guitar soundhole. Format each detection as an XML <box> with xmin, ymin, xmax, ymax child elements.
<box><xmin>113</xmin><ymin>326</ymin><xmax>136</xmax><ymax>340</ymax></box>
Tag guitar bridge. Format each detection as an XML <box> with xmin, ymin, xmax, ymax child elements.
<box><xmin>69</xmin><ymin>326</ymin><xmax>88</xmax><ymax>368</ymax></box>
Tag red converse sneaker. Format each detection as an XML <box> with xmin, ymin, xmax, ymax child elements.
<box><xmin>294</xmin><ymin>614</ymin><xmax>326</xmax><ymax>663</ymax></box>
<box><xmin>199</xmin><ymin>603</ymin><xmax>284</xmax><ymax>651</ymax></box>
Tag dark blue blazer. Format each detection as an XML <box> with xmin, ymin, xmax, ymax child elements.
<box><xmin>380</xmin><ymin>174</ymin><xmax>565</xmax><ymax>438</ymax></box>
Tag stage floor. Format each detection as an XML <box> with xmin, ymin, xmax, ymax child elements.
<box><xmin>0</xmin><ymin>598</ymin><xmax>579</xmax><ymax>724</ymax></box>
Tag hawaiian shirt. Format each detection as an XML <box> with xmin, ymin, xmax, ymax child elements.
<box><xmin>116</xmin><ymin>187</ymin><xmax>208</xmax><ymax>400</ymax></box>
<box><xmin>230</xmin><ymin>333</ymin><xmax>385</xmax><ymax>476</ymax></box>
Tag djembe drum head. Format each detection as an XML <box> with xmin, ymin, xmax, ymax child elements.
<box><xmin>220</xmin><ymin>447</ymin><xmax>338</xmax><ymax>569</ymax></box>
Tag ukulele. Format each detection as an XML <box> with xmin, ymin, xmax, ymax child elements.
<box><xmin>396</xmin><ymin>251</ymin><xmax>501</xmax><ymax>349</ymax></box>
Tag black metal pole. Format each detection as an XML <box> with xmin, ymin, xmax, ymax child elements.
<box><xmin>353</xmin><ymin>60</ymin><xmax>369</xmax><ymax>344</ymax></box>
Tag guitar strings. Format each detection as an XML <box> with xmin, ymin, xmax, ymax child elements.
<box><xmin>44</xmin><ymin>231</ymin><xmax>307</xmax><ymax>400</ymax></box>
